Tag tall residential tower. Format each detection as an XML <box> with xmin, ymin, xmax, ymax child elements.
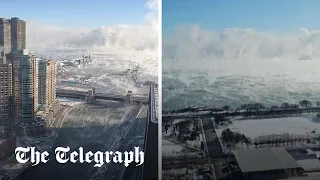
<box><xmin>0</xmin><ymin>18</ymin><xmax>11</xmax><ymax>63</ymax></box>
<box><xmin>38</xmin><ymin>59</ymin><xmax>56</xmax><ymax>107</ymax></box>
<box><xmin>0</xmin><ymin>64</ymin><xmax>13</xmax><ymax>138</ymax></box>
<box><xmin>8</xmin><ymin>17</ymin><xmax>26</xmax><ymax>51</ymax></box>
<box><xmin>6</xmin><ymin>49</ymin><xmax>38</xmax><ymax>123</ymax></box>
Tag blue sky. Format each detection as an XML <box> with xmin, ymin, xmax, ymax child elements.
<box><xmin>0</xmin><ymin>0</ymin><xmax>150</xmax><ymax>28</ymax></box>
<box><xmin>163</xmin><ymin>0</ymin><xmax>320</xmax><ymax>35</ymax></box>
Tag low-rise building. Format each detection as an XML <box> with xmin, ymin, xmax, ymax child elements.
<box><xmin>233</xmin><ymin>147</ymin><xmax>304</xmax><ymax>180</ymax></box>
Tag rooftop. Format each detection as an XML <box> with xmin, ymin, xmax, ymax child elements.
<box><xmin>233</xmin><ymin>147</ymin><xmax>301</xmax><ymax>173</ymax></box>
<box><xmin>297</xmin><ymin>159</ymin><xmax>320</xmax><ymax>171</ymax></box>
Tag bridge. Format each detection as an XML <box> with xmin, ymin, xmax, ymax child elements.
<box><xmin>56</xmin><ymin>88</ymin><xmax>149</xmax><ymax>104</ymax></box>
<box><xmin>141</xmin><ymin>83</ymin><xmax>159</xmax><ymax>180</ymax></box>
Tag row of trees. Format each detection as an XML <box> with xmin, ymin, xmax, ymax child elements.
<box><xmin>223</xmin><ymin>100</ymin><xmax>313</xmax><ymax>112</ymax></box>
<box><xmin>165</xmin><ymin>120</ymin><xmax>201</xmax><ymax>142</ymax></box>
<box><xmin>214</xmin><ymin>114</ymin><xmax>231</xmax><ymax>126</ymax></box>
<box><xmin>163</xmin><ymin>100</ymin><xmax>318</xmax><ymax>114</ymax></box>
<box><xmin>252</xmin><ymin>133</ymin><xmax>320</xmax><ymax>147</ymax></box>
<box><xmin>220</xmin><ymin>129</ymin><xmax>320</xmax><ymax>150</ymax></box>
<box><xmin>221</xmin><ymin>129</ymin><xmax>251</xmax><ymax>147</ymax></box>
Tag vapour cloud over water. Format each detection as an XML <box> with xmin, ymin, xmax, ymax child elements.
<box><xmin>163</xmin><ymin>25</ymin><xmax>320</xmax><ymax>66</ymax></box>
<box><xmin>25</xmin><ymin>0</ymin><xmax>158</xmax><ymax>96</ymax></box>
<box><xmin>27</xmin><ymin>0</ymin><xmax>158</xmax><ymax>52</ymax></box>
<box><xmin>163</xmin><ymin>25</ymin><xmax>320</xmax><ymax>110</ymax></box>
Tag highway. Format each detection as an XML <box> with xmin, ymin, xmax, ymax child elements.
<box><xmin>102</xmin><ymin>117</ymin><xmax>139</xmax><ymax>180</ymax></box>
<box><xmin>102</xmin><ymin>116</ymin><xmax>146</xmax><ymax>180</ymax></box>
<box><xmin>121</xmin><ymin>118</ymin><xmax>146</xmax><ymax>180</ymax></box>
<box><xmin>119</xmin><ymin>105</ymin><xmax>147</xmax><ymax>180</ymax></box>
<box><xmin>141</xmin><ymin>120</ymin><xmax>158</xmax><ymax>180</ymax></box>
<box><xmin>141</xmin><ymin>84</ymin><xmax>158</xmax><ymax>180</ymax></box>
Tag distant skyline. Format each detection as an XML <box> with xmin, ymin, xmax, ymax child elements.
<box><xmin>163</xmin><ymin>0</ymin><xmax>320</xmax><ymax>36</ymax></box>
<box><xmin>0</xmin><ymin>0</ymin><xmax>150</xmax><ymax>28</ymax></box>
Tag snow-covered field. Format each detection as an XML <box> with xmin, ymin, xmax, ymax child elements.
<box><xmin>162</xmin><ymin>119</ymin><xmax>203</xmax><ymax>158</ymax></box>
<box><xmin>162</xmin><ymin>139</ymin><xmax>185</xmax><ymax>156</ymax></box>
<box><xmin>216</xmin><ymin>114</ymin><xmax>320</xmax><ymax>141</ymax></box>
<box><xmin>162</xmin><ymin>138</ymin><xmax>201</xmax><ymax>158</ymax></box>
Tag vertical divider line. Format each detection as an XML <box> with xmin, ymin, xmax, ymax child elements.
<box><xmin>157</xmin><ymin>0</ymin><xmax>163</xmax><ymax>179</ymax></box>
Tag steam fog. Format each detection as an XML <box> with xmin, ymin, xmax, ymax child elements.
<box><xmin>163</xmin><ymin>26</ymin><xmax>320</xmax><ymax>110</ymax></box>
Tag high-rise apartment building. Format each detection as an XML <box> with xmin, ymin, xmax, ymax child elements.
<box><xmin>8</xmin><ymin>17</ymin><xmax>26</xmax><ymax>51</ymax></box>
<box><xmin>0</xmin><ymin>18</ymin><xmax>11</xmax><ymax>63</ymax></box>
<box><xmin>47</xmin><ymin>60</ymin><xmax>56</xmax><ymax>104</ymax></box>
<box><xmin>6</xmin><ymin>51</ymin><xmax>21</xmax><ymax>121</ymax></box>
<box><xmin>6</xmin><ymin>49</ymin><xmax>38</xmax><ymax>123</ymax></box>
<box><xmin>38</xmin><ymin>60</ymin><xmax>56</xmax><ymax>106</ymax></box>
<box><xmin>0</xmin><ymin>64</ymin><xmax>13</xmax><ymax>138</ymax></box>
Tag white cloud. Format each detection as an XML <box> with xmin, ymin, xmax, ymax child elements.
<box><xmin>27</xmin><ymin>0</ymin><xmax>158</xmax><ymax>52</ymax></box>
<box><xmin>145</xmin><ymin>0</ymin><xmax>158</xmax><ymax>11</ymax></box>
<box><xmin>163</xmin><ymin>25</ymin><xmax>320</xmax><ymax>65</ymax></box>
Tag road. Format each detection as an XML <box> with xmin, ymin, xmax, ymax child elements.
<box><xmin>202</xmin><ymin>118</ymin><xmax>236</xmax><ymax>180</ymax></box>
<box><xmin>141</xmin><ymin>119</ymin><xmax>158</xmax><ymax>180</ymax></box>
<box><xmin>14</xmin><ymin>102</ymin><xmax>140</xmax><ymax>180</ymax></box>
<box><xmin>49</xmin><ymin>106</ymin><xmax>67</xmax><ymax>128</ymax></box>
<box><xmin>102</xmin><ymin>116</ymin><xmax>142</xmax><ymax>180</ymax></box>
<box><xmin>122</xmin><ymin>116</ymin><xmax>147</xmax><ymax>180</ymax></box>
<box><xmin>202</xmin><ymin>118</ymin><xmax>223</xmax><ymax>158</ymax></box>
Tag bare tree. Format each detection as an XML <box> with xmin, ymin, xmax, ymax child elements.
<box><xmin>222</xmin><ymin>105</ymin><xmax>231</xmax><ymax>112</ymax></box>
<box><xmin>299</xmin><ymin>100</ymin><xmax>312</xmax><ymax>108</ymax></box>
<box><xmin>281</xmin><ymin>102</ymin><xmax>290</xmax><ymax>109</ymax></box>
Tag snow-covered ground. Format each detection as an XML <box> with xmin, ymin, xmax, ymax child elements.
<box><xmin>214</xmin><ymin>114</ymin><xmax>320</xmax><ymax>153</ymax></box>
<box><xmin>162</xmin><ymin>138</ymin><xmax>201</xmax><ymax>158</ymax></box>
<box><xmin>162</xmin><ymin>139</ymin><xmax>185</xmax><ymax>156</ymax></box>
<box><xmin>216</xmin><ymin>114</ymin><xmax>320</xmax><ymax>141</ymax></box>
<box><xmin>162</xmin><ymin>165</ymin><xmax>211</xmax><ymax>180</ymax></box>
<box><xmin>162</xmin><ymin>119</ymin><xmax>203</xmax><ymax>159</ymax></box>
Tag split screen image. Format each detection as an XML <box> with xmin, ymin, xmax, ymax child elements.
<box><xmin>0</xmin><ymin>0</ymin><xmax>319</xmax><ymax>180</ymax></box>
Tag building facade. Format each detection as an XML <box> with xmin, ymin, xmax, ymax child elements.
<box><xmin>0</xmin><ymin>18</ymin><xmax>11</xmax><ymax>63</ymax></box>
<box><xmin>38</xmin><ymin>59</ymin><xmax>56</xmax><ymax>107</ymax></box>
<box><xmin>6</xmin><ymin>50</ymin><xmax>21</xmax><ymax>121</ymax></box>
<box><xmin>6</xmin><ymin>49</ymin><xmax>38</xmax><ymax>123</ymax></box>
<box><xmin>38</xmin><ymin>61</ymin><xmax>49</xmax><ymax>106</ymax></box>
<box><xmin>0</xmin><ymin>64</ymin><xmax>13</xmax><ymax>138</ymax></box>
<box><xmin>20</xmin><ymin>50</ymin><xmax>38</xmax><ymax>123</ymax></box>
<box><xmin>8</xmin><ymin>17</ymin><xmax>26</xmax><ymax>51</ymax></box>
<box><xmin>47</xmin><ymin>60</ymin><xmax>56</xmax><ymax>105</ymax></box>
